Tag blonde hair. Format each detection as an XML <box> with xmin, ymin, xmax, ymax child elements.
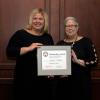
<box><xmin>64</xmin><ymin>17</ymin><xmax>79</xmax><ymax>27</ymax></box>
<box><xmin>26</xmin><ymin>8</ymin><xmax>48</xmax><ymax>33</ymax></box>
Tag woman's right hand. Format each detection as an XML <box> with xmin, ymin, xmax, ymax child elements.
<box><xmin>29</xmin><ymin>43</ymin><xmax>43</xmax><ymax>51</ymax></box>
<box><xmin>20</xmin><ymin>43</ymin><xmax>43</xmax><ymax>55</ymax></box>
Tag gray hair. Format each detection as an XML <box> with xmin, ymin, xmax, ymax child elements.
<box><xmin>64</xmin><ymin>17</ymin><xmax>79</xmax><ymax>27</ymax></box>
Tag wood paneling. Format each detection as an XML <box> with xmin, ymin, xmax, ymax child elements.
<box><xmin>0</xmin><ymin>0</ymin><xmax>100</xmax><ymax>100</ymax></box>
<box><xmin>0</xmin><ymin>84</ymin><xmax>14</xmax><ymax>100</ymax></box>
<box><xmin>92</xmin><ymin>79</ymin><xmax>100</xmax><ymax>100</ymax></box>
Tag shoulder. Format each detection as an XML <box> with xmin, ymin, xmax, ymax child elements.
<box><xmin>82</xmin><ymin>36</ymin><xmax>93</xmax><ymax>43</ymax></box>
<box><xmin>15</xmin><ymin>29</ymin><xmax>27</xmax><ymax>36</ymax></box>
<box><xmin>79</xmin><ymin>36</ymin><xmax>94</xmax><ymax>48</ymax></box>
<box><xmin>15</xmin><ymin>29</ymin><xmax>26</xmax><ymax>34</ymax></box>
<box><xmin>77</xmin><ymin>35</ymin><xmax>92</xmax><ymax>43</ymax></box>
<box><xmin>10</xmin><ymin>29</ymin><xmax>26</xmax><ymax>39</ymax></box>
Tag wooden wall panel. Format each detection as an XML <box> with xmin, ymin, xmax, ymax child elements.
<box><xmin>92</xmin><ymin>79</ymin><xmax>100</xmax><ymax>100</ymax></box>
<box><xmin>64</xmin><ymin>0</ymin><xmax>90</xmax><ymax>36</ymax></box>
<box><xmin>0</xmin><ymin>0</ymin><xmax>100</xmax><ymax>100</ymax></box>
<box><xmin>49</xmin><ymin>0</ymin><xmax>60</xmax><ymax>43</ymax></box>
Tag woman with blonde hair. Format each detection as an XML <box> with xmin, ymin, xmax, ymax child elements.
<box><xmin>6</xmin><ymin>8</ymin><xmax>54</xmax><ymax>100</ymax></box>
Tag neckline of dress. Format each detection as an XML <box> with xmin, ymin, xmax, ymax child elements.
<box><xmin>24</xmin><ymin>29</ymin><xmax>44</xmax><ymax>36</ymax></box>
<box><xmin>64</xmin><ymin>35</ymin><xmax>78</xmax><ymax>48</ymax></box>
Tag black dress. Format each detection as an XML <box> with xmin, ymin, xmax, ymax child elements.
<box><xmin>6</xmin><ymin>29</ymin><xmax>54</xmax><ymax>100</ymax></box>
<box><xmin>56</xmin><ymin>37</ymin><xmax>98</xmax><ymax>100</ymax></box>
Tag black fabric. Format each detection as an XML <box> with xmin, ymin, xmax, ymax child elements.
<box><xmin>56</xmin><ymin>37</ymin><xmax>98</xmax><ymax>100</ymax></box>
<box><xmin>6</xmin><ymin>29</ymin><xmax>55</xmax><ymax>100</ymax></box>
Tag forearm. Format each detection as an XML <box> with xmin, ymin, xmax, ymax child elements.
<box><xmin>20</xmin><ymin>46</ymin><xmax>33</xmax><ymax>55</ymax></box>
<box><xmin>20</xmin><ymin>43</ymin><xmax>43</xmax><ymax>55</ymax></box>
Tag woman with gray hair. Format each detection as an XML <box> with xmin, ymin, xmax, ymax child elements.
<box><xmin>56</xmin><ymin>17</ymin><xmax>98</xmax><ymax>100</ymax></box>
<box><xmin>6</xmin><ymin>8</ymin><xmax>54</xmax><ymax>100</ymax></box>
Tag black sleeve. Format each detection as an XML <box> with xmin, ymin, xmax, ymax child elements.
<box><xmin>6</xmin><ymin>31</ymin><xmax>21</xmax><ymax>58</ymax></box>
<box><xmin>84</xmin><ymin>38</ymin><xmax>98</xmax><ymax>67</ymax></box>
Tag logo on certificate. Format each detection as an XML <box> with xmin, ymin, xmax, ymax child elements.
<box><xmin>43</xmin><ymin>51</ymin><xmax>48</xmax><ymax>57</ymax></box>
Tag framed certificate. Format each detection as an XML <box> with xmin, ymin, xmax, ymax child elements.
<box><xmin>37</xmin><ymin>46</ymin><xmax>71</xmax><ymax>76</ymax></box>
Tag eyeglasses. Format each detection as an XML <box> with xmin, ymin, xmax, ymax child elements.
<box><xmin>65</xmin><ymin>25</ymin><xmax>77</xmax><ymax>28</ymax></box>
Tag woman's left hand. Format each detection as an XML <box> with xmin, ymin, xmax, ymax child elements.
<box><xmin>71</xmin><ymin>50</ymin><xmax>85</xmax><ymax>67</ymax></box>
<box><xmin>71</xmin><ymin>50</ymin><xmax>78</xmax><ymax>63</ymax></box>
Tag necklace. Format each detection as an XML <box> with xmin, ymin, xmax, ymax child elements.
<box><xmin>71</xmin><ymin>41</ymin><xmax>75</xmax><ymax>48</ymax></box>
<box><xmin>64</xmin><ymin>35</ymin><xmax>78</xmax><ymax>48</ymax></box>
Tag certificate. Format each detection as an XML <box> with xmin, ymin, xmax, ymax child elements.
<box><xmin>37</xmin><ymin>46</ymin><xmax>71</xmax><ymax>76</ymax></box>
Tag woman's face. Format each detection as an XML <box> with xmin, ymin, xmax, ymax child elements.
<box><xmin>65</xmin><ymin>19</ymin><xmax>78</xmax><ymax>37</ymax></box>
<box><xmin>32</xmin><ymin>13</ymin><xmax>45</xmax><ymax>31</ymax></box>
